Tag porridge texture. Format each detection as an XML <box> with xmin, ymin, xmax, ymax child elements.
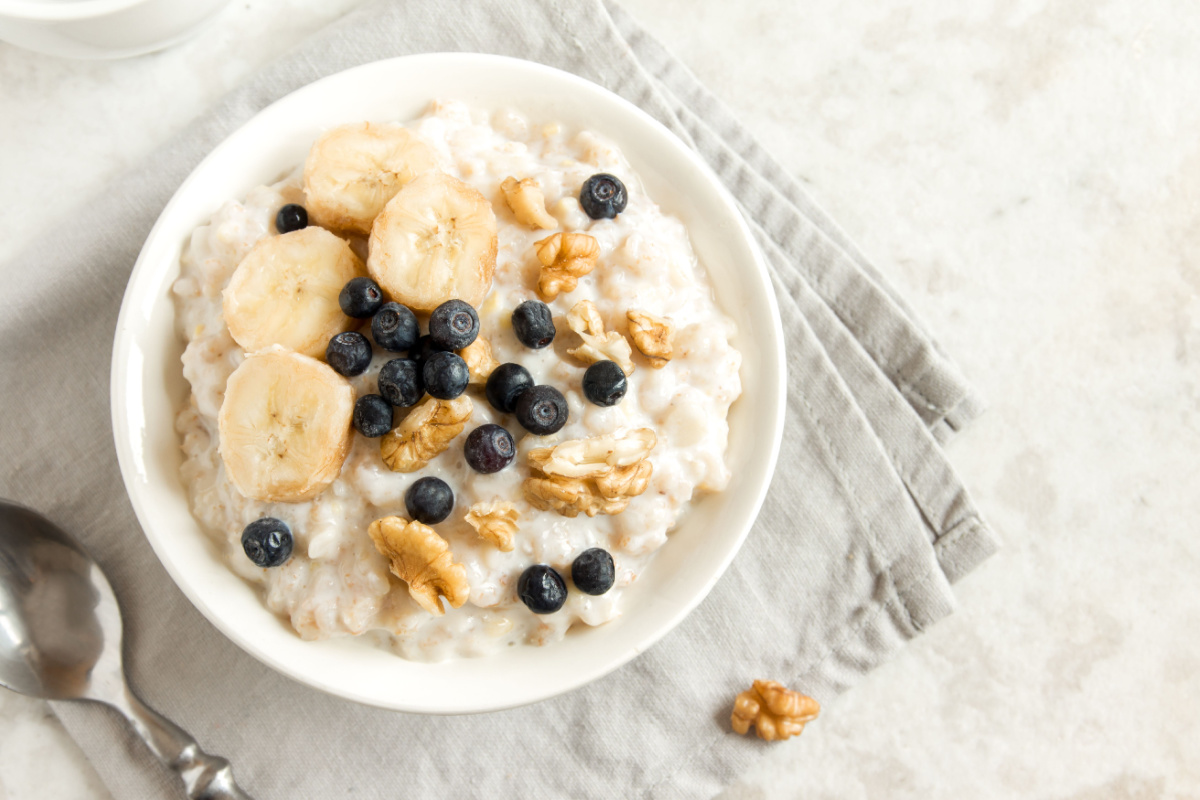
<box><xmin>172</xmin><ymin>100</ymin><xmax>742</xmax><ymax>661</ymax></box>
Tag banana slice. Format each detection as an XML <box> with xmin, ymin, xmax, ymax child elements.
<box><xmin>223</xmin><ymin>227</ymin><xmax>364</xmax><ymax>359</ymax></box>
<box><xmin>368</xmin><ymin>171</ymin><xmax>497</xmax><ymax>311</ymax></box>
<box><xmin>303</xmin><ymin>122</ymin><xmax>440</xmax><ymax>234</ymax></box>
<box><xmin>218</xmin><ymin>347</ymin><xmax>354</xmax><ymax>503</ymax></box>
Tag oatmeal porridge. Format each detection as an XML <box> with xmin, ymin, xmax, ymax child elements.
<box><xmin>172</xmin><ymin>100</ymin><xmax>742</xmax><ymax>661</ymax></box>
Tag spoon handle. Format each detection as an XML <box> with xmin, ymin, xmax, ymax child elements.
<box><xmin>117</xmin><ymin>683</ymin><xmax>253</xmax><ymax>800</ymax></box>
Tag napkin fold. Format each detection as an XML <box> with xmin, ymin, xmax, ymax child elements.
<box><xmin>0</xmin><ymin>1</ymin><xmax>998</xmax><ymax>797</ymax></box>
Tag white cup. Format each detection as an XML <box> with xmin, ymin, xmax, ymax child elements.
<box><xmin>0</xmin><ymin>0</ymin><xmax>232</xmax><ymax>59</ymax></box>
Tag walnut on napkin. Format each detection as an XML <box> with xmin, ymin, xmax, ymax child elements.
<box><xmin>730</xmin><ymin>680</ymin><xmax>820</xmax><ymax>742</ymax></box>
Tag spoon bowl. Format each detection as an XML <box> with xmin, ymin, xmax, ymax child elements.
<box><xmin>0</xmin><ymin>500</ymin><xmax>251</xmax><ymax>799</ymax></box>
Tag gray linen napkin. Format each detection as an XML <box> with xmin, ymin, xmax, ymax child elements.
<box><xmin>0</xmin><ymin>1</ymin><xmax>998</xmax><ymax>797</ymax></box>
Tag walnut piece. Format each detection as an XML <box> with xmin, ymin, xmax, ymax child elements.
<box><xmin>535</xmin><ymin>232</ymin><xmax>600</xmax><ymax>300</ymax></box>
<box><xmin>627</xmin><ymin>309</ymin><xmax>675</xmax><ymax>369</ymax></box>
<box><xmin>731</xmin><ymin>681</ymin><xmax>820</xmax><ymax>742</ymax></box>
<box><xmin>379</xmin><ymin>395</ymin><xmax>472</xmax><ymax>472</ymax></box>
<box><xmin>565</xmin><ymin>299</ymin><xmax>634</xmax><ymax>375</ymax></box>
<box><xmin>524</xmin><ymin>429</ymin><xmax>655</xmax><ymax>517</ymax></box>
<box><xmin>501</xmin><ymin>176</ymin><xmax>557</xmax><ymax>230</ymax></box>
<box><xmin>367</xmin><ymin>516</ymin><xmax>469</xmax><ymax>615</ymax></box>
<box><xmin>464</xmin><ymin>500</ymin><xmax>520</xmax><ymax>551</ymax></box>
<box><xmin>594</xmin><ymin>460</ymin><xmax>653</xmax><ymax>499</ymax></box>
<box><xmin>459</xmin><ymin>336</ymin><xmax>499</xmax><ymax>385</ymax></box>
<box><xmin>523</xmin><ymin>473</ymin><xmax>636</xmax><ymax>517</ymax></box>
<box><xmin>527</xmin><ymin>428</ymin><xmax>657</xmax><ymax>479</ymax></box>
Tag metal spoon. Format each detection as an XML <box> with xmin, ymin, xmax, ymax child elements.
<box><xmin>0</xmin><ymin>500</ymin><xmax>252</xmax><ymax>799</ymax></box>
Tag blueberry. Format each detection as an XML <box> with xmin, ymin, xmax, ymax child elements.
<box><xmin>571</xmin><ymin>548</ymin><xmax>615</xmax><ymax>595</ymax></box>
<box><xmin>464</xmin><ymin>423</ymin><xmax>516</xmax><ymax>474</ymax></box>
<box><xmin>582</xmin><ymin>360</ymin><xmax>628</xmax><ymax>407</ymax></box>
<box><xmin>371</xmin><ymin>302</ymin><xmax>419</xmax><ymax>352</ymax></box>
<box><xmin>275</xmin><ymin>204</ymin><xmax>308</xmax><ymax>234</ymax></box>
<box><xmin>511</xmin><ymin>300</ymin><xmax>556</xmax><ymax>349</ymax></box>
<box><xmin>485</xmin><ymin>363</ymin><xmax>534</xmax><ymax>414</ymax></box>
<box><xmin>339</xmin><ymin>276</ymin><xmax>384</xmax><ymax>319</ymax></box>
<box><xmin>353</xmin><ymin>394</ymin><xmax>393</xmax><ymax>438</ymax></box>
<box><xmin>325</xmin><ymin>331</ymin><xmax>372</xmax><ymax>377</ymax></box>
<box><xmin>408</xmin><ymin>334</ymin><xmax>450</xmax><ymax>370</ymax></box>
<box><xmin>405</xmin><ymin>476</ymin><xmax>454</xmax><ymax>525</ymax></box>
<box><xmin>515</xmin><ymin>385</ymin><xmax>568</xmax><ymax>435</ymax></box>
<box><xmin>241</xmin><ymin>517</ymin><xmax>293</xmax><ymax>568</ymax></box>
<box><xmin>377</xmin><ymin>358</ymin><xmax>423</xmax><ymax>408</ymax></box>
<box><xmin>429</xmin><ymin>299</ymin><xmax>480</xmax><ymax>350</ymax></box>
<box><xmin>423</xmin><ymin>351</ymin><xmax>470</xmax><ymax>400</ymax></box>
<box><xmin>579</xmin><ymin>173</ymin><xmax>628</xmax><ymax>220</ymax></box>
<box><xmin>517</xmin><ymin>564</ymin><xmax>567</xmax><ymax>614</ymax></box>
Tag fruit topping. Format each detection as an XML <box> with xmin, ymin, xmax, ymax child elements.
<box><xmin>500</xmin><ymin>176</ymin><xmax>557</xmax><ymax>230</ymax></box>
<box><xmin>339</xmin><ymin>276</ymin><xmax>385</xmax><ymax>319</ymax></box>
<box><xmin>517</xmin><ymin>564</ymin><xmax>567</xmax><ymax>614</ymax></box>
<box><xmin>325</xmin><ymin>330</ymin><xmax>372</xmax><ymax>377</ymax></box>
<box><xmin>464</xmin><ymin>501</ymin><xmax>519</xmax><ymax>552</ymax></box>
<box><xmin>368</xmin><ymin>516</ymin><xmax>468</xmax><ymax>615</ymax></box>
<box><xmin>429</xmin><ymin>299</ymin><xmax>480</xmax><ymax>350</ymax></box>
<box><xmin>515</xmin><ymin>385</ymin><xmax>568</xmax><ymax>435</ymax></box>
<box><xmin>218</xmin><ymin>348</ymin><xmax>354</xmax><ymax>503</ymax></box>
<box><xmin>379</xmin><ymin>395</ymin><xmax>472</xmax><ymax>473</ymax></box>
<box><xmin>485</xmin><ymin>363</ymin><xmax>534</xmax><ymax>414</ymax></box>
<box><xmin>463</xmin><ymin>424</ymin><xmax>516</xmax><ymax>474</ymax></box>
<box><xmin>241</xmin><ymin>517</ymin><xmax>294</xmax><ymax>568</ymax></box>
<box><xmin>579</xmin><ymin>173</ymin><xmax>628</xmax><ymax>220</ymax></box>
<box><xmin>534</xmin><ymin>231</ymin><xmax>599</xmax><ymax>301</ymax></box>
<box><xmin>353</xmin><ymin>394</ymin><xmax>394</xmax><ymax>438</ymax></box>
<box><xmin>275</xmin><ymin>203</ymin><xmax>308</xmax><ymax>234</ymax></box>
<box><xmin>571</xmin><ymin>548</ymin><xmax>615</xmax><ymax>595</ymax></box>
<box><xmin>405</xmin><ymin>476</ymin><xmax>455</xmax><ymax>525</ymax></box>
<box><xmin>367</xmin><ymin>171</ymin><xmax>497</xmax><ymax>311</ymax></box>
<box><xmin>511</xmin><ymin>299</ymin><xmax>556</xmax><ymax>349</ymax></box>
<box><xmin>422</xmin><ymin>351</ymin><xmax>470</xmax><ymax>400</ymax></box>
<box><xmin>407</xmin><ymin>334</ymin><xmax>446</xmax><ymax>371</ymax></box>
<box><xmin>223</xmin><ymin>226</ymin><xmax>365</xmax><ymax>359</ymax></box>
<box><xmin>582</xmin><ymin>360</ymin><xmax>627</xmax><ymax>407</ymax></box>
<box><xmin>371</xmin><ymin>301</ymin><xmax>419</xmax><ymax>353</ymax></box>
<box><xmin>303</xmin><ymin>122</ymin><xmax>440</xmax><ymax>235</ymax></box>
<box><xmin>565</xmin><ymin>299</ymin><xmax>634</xmax><ymax>375</ymax></box>
<box><xmin>627</xmin><ymin>309</ymin><xmax>675</xmax><ymax>368</ymax></box>
<box><xmin>377</xmin><ymin>357</ymin><xmax>424</xmax><ymax>408</ymax></box>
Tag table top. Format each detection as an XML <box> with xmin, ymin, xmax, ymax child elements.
<box><xmin>2</xmin><ymin>1</ymin><xmax>1197</xmax><ymax>797</ymax></box>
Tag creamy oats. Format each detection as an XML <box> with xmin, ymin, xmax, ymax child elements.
<box><xmin>172</xmin><ymin>100</ymin><xmax>741</xmax><ymax>661</ymax></box>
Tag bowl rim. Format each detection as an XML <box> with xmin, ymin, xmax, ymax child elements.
<box><xmin>0</xmin><ymin>0</ymin><xmax>157</xmax><ymax>21</ymax></box>
<box><xmin>110</xmin><ymin>52</ymin><xmax>786</xmax><ymax>714</ymax></box>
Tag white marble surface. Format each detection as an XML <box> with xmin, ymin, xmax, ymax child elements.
<box><xmin>2</xmin><ymin>0</ymin><xmax>1198</xmax><ymax>797</ymax></box>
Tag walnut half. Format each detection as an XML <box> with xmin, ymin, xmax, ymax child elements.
<box><xmin>524</xmin><ymin>429</ymin><xmax>655</xmax><ymax>517</ymax></box>
<box><xmin>368</xmin><ymin>516</ymin><xmax>469</xmax><ymax>615</ymax></box>
<box><xmin>527</xmin><ymin>428</ymin><xmax>656</xmax><ymax>479</ymax></box>
<box><xmin>535</xmin><ymin>232</ymin><xmax>599</xmax><ymax>300</ymax></box>
<box><xmin>380</xmin><ymin>395</ymin><xmax>472</xmax><ymax>472</ymax></box>
<box><xmin>501</xmin><ymin>176</ymin><xmax>557</xmax><ymax>230</ymax></box>
<box><xmin>565</xmin><ymin>299</ymin><xmax>634</xmax><ymax>375</ymax></box>
<box><xmin>627</xmin><ymin>309</ymin><xmax>674</xmax><ymax>368</ymax></box>
<box><xmin>464</xmin><ymin>500</ymin><xmax>520</xmax><ymax>551</ymax></box>
<box><xmin>731</xmin><ymin>680</ymin><xmax>820</xmax><ymax>742</ymax></box>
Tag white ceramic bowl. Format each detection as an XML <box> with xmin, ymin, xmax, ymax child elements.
<box><xmin>112</xmin><ymin>53</ymin><xmax>786</xmax><ymax>714</ymax></box>
<box><xmin>0</xmin><ymin>0</ymin><xmax>230</xmax><ymax>59</ymax></box>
